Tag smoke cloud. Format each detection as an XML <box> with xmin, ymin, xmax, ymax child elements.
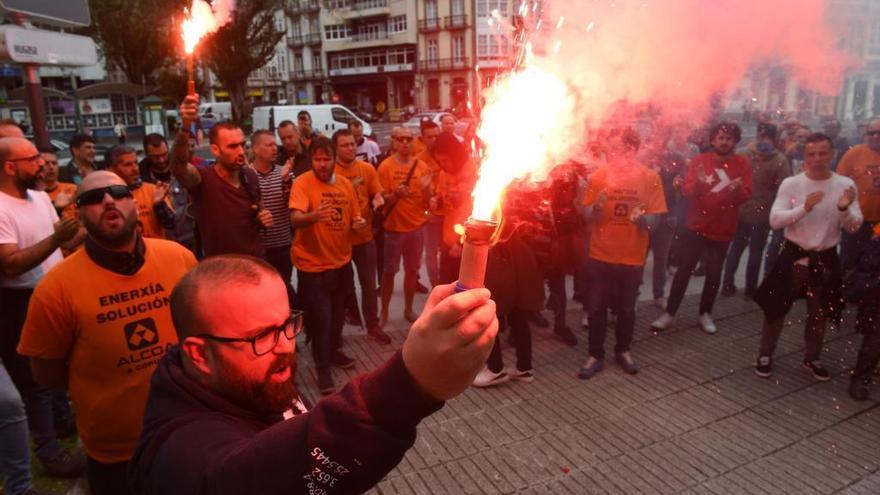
<box><xmin>183</xmin><ymin>0</ymin><xmax>236</xmax><ymax>53</ymax></box>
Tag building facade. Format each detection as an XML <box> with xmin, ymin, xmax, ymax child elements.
<box><xmin>285</xmin><ymin>0</ymin><xmax>326</xmax><ymax>104</ymax></box>
<box><xmin>414</xmin><ymin>0</ymin><xmax>475</xmax><ymax>113</ymax></box>
<box><xmin>320</xmin><ymin>0</ymin><xmax>418</xmax><ymax>116</ymax></box>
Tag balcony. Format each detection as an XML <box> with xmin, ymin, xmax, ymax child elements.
<box><xmin>351</xmin><ymin>30</ymin><xmax>389</xmax><ymax>42</ymax></box>
<box><xmin>306</xmin><ymin>68</ymin><xmax>326</xmax><ymax>80</ymax></box>
<box><xmin>287</xmin><ymin>34</ymin><xmax>305</xmax><ymax>48</ymax></box>
<box><xmin>418</xmin><ymin>18</ymin><xmax>442</xmax><ymax>33</ymax></box>
<box><xmin>444</xmin><ymin>15</ymin><xmax>468</xmax><ymax>30</ymax></box>
<box><xmin>419</xmin><ymin>58</ymin><xmax>470</xmax><ymax>72</ymax></box>
<box><xmin>304</xmin><ymin>33</ymin><xmax>321</xmax><ymax>45</ymax></box>
<box><xmin>339</xmin><ymin>0</ymin><xmax>390</xmax><ymax>20</ymax></box>
<box><xmin>286</xmin><ymin>0</ymin><xmax>320</xmax><ymax>15</ymax></box>
<box><xmin>290</xmin><ymin>69</ymin><xmax>307</xmax><ymax>81</ymax></box>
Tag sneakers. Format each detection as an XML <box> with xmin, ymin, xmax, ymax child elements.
<box><xmin>849</xmin><ymin>378</ymin><xmax>870</xmax><ymax>401</ymax></box>
<box><xmin>653</xmin><ymin>297</ymin><xmax>667</xmax><ymax>310</ymax></box>
<box><xmin>472</xmin><ymin>367</ymin><xmax>509</xmax><ymax>387</ymax></box>
<box><xmin>803</xmin><ymin>360</ymin><xmax>831</xmax><ymax>381</ymax></box>
<box><xmin>554</xmin><ymin>326</ymin><xmax>578</xmax><ymax>347</ymax></box>
<box><xmin>330</xmin><ymin>350</ymin><xmax>355</xmax><ymax>369</ymax></box>
<box><xmin>510</xmin><ymin>368</ymin><xmax>535</xmax><ymax>383</ymax></box>
<box><xmin>577</xmin><ymin>357</ymin><xmax>604</xmax><ymax>380</ymax></box>
<box><xmin>615</xmin><ymin>352</ymin><xmax>640</xmax><ymax>375</ymax></box>
<box><xmin>366</xmin><ymin>326</ymin><xmax>392</xmax><ymax>345</ymax></box>
<box><xmin>650</xmin><ymin>313</ymin><xmax>675</xmax><ymax>333</ymax></box>
<box><xmin>317</xmin><ymin>369</ymin><xmax>335</xmax><ymax>395</ymax></box>
<box><xmin>698</xmin><ymin>313</ymin><xmax>717</xmax><ymax>334</ymax></box>
<box><xmin>720</xmin><ymin>285</ymin><xmax>736</xmax><ymax>297</ymax></box>
<box><xmin>41</xmin><ymin>449</ymin><xmax>86</xmax><ymax>478</ymax></box>
<box><xmin>754</xmin><ymin>355</ymin><xmax>773</xmax><ymax>377</ymax></box>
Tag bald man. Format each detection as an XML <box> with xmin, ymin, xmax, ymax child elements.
<box><xmin>0</xmin><ymin>137</ymin><xmax>84</xmax><ymax>481</ymax></box>
<box><xmin>18</xmin><ymin>171</ymin><xmax>196</xmax><ymax>495</ymax></box>
<box><xmin>0</xmin><ymin>119</ymin><xmax>25</xmax><ymax>138</ymax></box>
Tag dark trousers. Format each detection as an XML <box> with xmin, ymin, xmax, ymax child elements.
<box><xmin>0</xmin><ymin>287</ymin><xmax>62</xmax><ymax>464</ymax></box>
<box><xmin>758</xmin><ymin>265</ymin><xmax>827</xmax><ymax>361</ymax></box>
<box><xmin>264</xmin><ymin>245</ymin><xmax>296</xmax><ymax>309</ymax></box>
<box><xmin>546</xmin><ymin>273</ymin><xmax>567</xmax><ymax>330</ymax></box>
<box><xmin>487</xmin><ymin>310</ymin><xmax>532</xmax><ymax>372</ymax></box>
<box><xmin>298</xmin><ymin>265</ymin><xmax>351</xmax><ymax>372</ymax></box>
<box><xmin>666</xmin><ymin>229</ymin><xmax>729</xmax><ymax>316</ymax></box>
<box><xmin>853</xmin><ymin>316</ymin><xmax>880</xmax><ymax>383</ymax></box>
<box><xmin>722</xmin><ymin>222</ymin><xmax>771</xmax><ymax>295</ymax></box>
<box><xmin>348</xmin><ymin>241</ymin><xmax>379</xmax><ymax>329</ymax></box>
<box><xmin>841</xmin><ymin>221</ymin><xmax>877</xmax><ymax>273</ymax></box>
<box><xmin>86</xmin><ymin>456</ymin><xmax>130</xmax><ymax>495</ymax></box>
<box><xmin>585</xmin><ymin>258</ymin><xmax>643</xmax><ymax>359</ymax></box>
<box><xmin>438</xmin><ymin>249</ymin><xmax>460</xmax><ymax>285</ymax></box>
<box><xmin>764</xmin><ymin>229</ymin><xmax>784</xmax><ymax>277</ymax></box>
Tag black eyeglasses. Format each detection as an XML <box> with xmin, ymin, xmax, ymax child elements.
<box><xmin>196</xmin><ymin>310</ymin><xmax>304</xmax><ymax>356</ymax></box>
<box><xmin>75</xmin><ymin>185</ymin><xmax>133</xmax><ymax>207</ymax></box>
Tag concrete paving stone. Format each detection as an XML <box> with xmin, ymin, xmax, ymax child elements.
<box><xmin>838</xmin><ymin>471</ymin><xmax>880</xmax><ymax>495</ymax></box>
<box><xmin>806</xmin><ymin>413</ymin><xmax>880</xmax><ymax>471</ymax></box>
<box><xmin>538</xmin><ymin>429</ymin><xmax>601</xmax><ymax>472</ymax></box>
<box><xmin>586</xmin><ymin>414</ymin><xmax>654</xmax><ymax>451</ymax></box>
<box><xmin>735</xmin><ymin>461</ymin><xmax>806</xmax><ymax>495</ymax></box>
<box><xmin>564</xmin><ymin>468</ymin><xmax>626</xmax><ymax>495</ymax></box>
<box><xmin>412</xmin><ymin>426</ymin><xmax>454</xmax><ymax>465</ymax></box>
<box><xmin>602</xmin><ymin>454</ymin><xmax>675</xmax><ymax>494</ymax></box>
<box><xmin>628</xmin><ymin>448</ymin><xmax>693</xmax><ymax>491</ymax></box>
<box><xmin>720</xmin><ymin>468</ymin><xmax>775</xmax><ymax>495</ymax></box>
<box><xmin>456</xmin><ymin>456</ymin><xmax>506</xmax><ymax>494</ymax></box>
<box><xmin>413</xmin><ymin>465</ymin><xmax>448</xmax><ymax>495</ymax></box>
<box><xmin>440</xmin><ymin>459</ymin><xmax>484</xmax><ymax>494</ymax></box>
<box><xmin>484</xmin><ymin>448</ymin><xmax>531</xmax><ymax>491</ymax></box>
<box><xmin>621</xmin><ymin>451</ymin><xmax>683</xmax><ymax>494</ymax></box>
<box><xmin>702</xmin><ymin>475</ymin><xmax>756</xmax><ymax>495</ymax></box>
<box><xmin>752</xmin><ymin>454</ymin><xmax>824</xmax><ymax>494</ymax></box>
<box><xmin>783</xmin><ymin>441</ymin><xmax>870</xmax><ymax>488</ymax></box>
<box><xmin>638</xmin><ymin>442</ymin><xmax>711</xmax><ymax>486</ymax></box>
<box><xmin>399</xmin><ymin>472</ymin><xmax>433</xmax><ymax>495</ymax></box>
<box><xmin>678</xmin><ymin>429</ymin><xmax>748</xmax><ymax>472</ymax></box>
<box><xmin>571</xmin><ymin>421</ymin><xmax>627</xmax><ymax>459</ymax></box>
<box><xmin>591</xmin><ymin>459</ymin><xmax>645</xmax><ymax>494</ymax></box>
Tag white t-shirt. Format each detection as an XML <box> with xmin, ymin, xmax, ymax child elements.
<box><xmin>356</xmin><ymin>138</ymin><xmax>381</xmax><ymax>165</ymax></box>
<box><xmin>0</xmin><ymin>190</ymin><xmax>63</xmax><ymax>288</ymax></box>
<box><xmin>769</xmin><ymin>172</ymin><xmax>864</xmax><ymax>252</ymax></box>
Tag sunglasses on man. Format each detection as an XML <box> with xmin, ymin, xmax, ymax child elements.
<box><xmin>75</xmin><ymin>185</ymin><xmax>133</xmax><ymax>207</ymax></box>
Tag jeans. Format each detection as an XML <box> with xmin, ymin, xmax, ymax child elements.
<box><xmin>546</xmin><ymin>273</ymin><xmax>567</xmax><ymax>330</ymax></box>
<box><xmin>666</xmin><ymin>229</ymin><xmax>729</xmax><ymax>316</ymax></box>
<box><xmin>383</xmin><ymin>228</ymin><xmax>424</xmax><ymax>276</ymax></box>
<box><xmin>264</xmin><ymin>245</ymin><xmax>296</xmax><ymax>310</ymax></box>
<box><xmin>424</xmin><ymin>217</ymin><xmax>443</xmax><ymax>285</ymax></box>
<box><xmin>0</xmin><ymin>360</ymin><xmax>32</xmax><ymax>495</ymax></box>
<box><xmin>0</xmin><ymin>288</ymin><xmax>63</xmax><ymax>465</ymax></box>
<box><xmin>764</xmin><ymin>229</ymin><xmax>784</xmax><ymax>277</ymax></box>
<box><xmin>349</xmin><ymin>241</ymin><xmax>380</xmax><ymax>329</ymax></box>
<box><xmin>648</xmin><ymin>216</ymin><xmax>675</xmax><ymax>299</ymax></box>
<box><xmin>585</xmin><ymin>258</ymin><xmax>643</xmax><ymax>359</ymax></box>
<box><xmin>841</xmin><ymin>221</ymin><xmax>876</xmax><ymax>273</ymax></box>
<box><xmin>722</xmin><ymin>222</ymin><xmax>770</xmax><ymax>295</ymax></box>
<box><xmin>487</xmin><ymin>310</ymin><xmax>533</xmax><ymax>372</ymax></box>
<box><xmin>298</xmin><ymin>265</ymin><xmax>351</xmax><ymax>373</ymax></box>
<box><xmin>758</xmin><ymin>264</ymin><xmax>828</xmax><ymax>361</ymax></box>
<box><xmin>86</xmin><ymin>457</ymin><xmax>131</xmax><ymax>495</ymax></box>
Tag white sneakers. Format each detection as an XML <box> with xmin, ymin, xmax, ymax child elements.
<box><xmin>472</xmin><ymin>367</ymin><xmax>534</xmax><ymax>387</ymax></box>
<box><xmin>698</xmin><ymin>313</ymin><xmax>717</xmax><ymax>334</ymax></box>
<box><xmin>651</xmin><ymin>312</ymin><xmax>717</xmax><ymax>334</ymax></box>
<box><xmin>650</xmin><ymin>312</ymin><xmax>675</xmax><ymax>332</ymax></box>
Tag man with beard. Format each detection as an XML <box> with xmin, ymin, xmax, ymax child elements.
<box><xmin>651</xmin><ymin>122</ymin><xmax>752</xmax><ymax>335</ymax></box>
<box><xmin>18</xmin><ymin>171</ymin><xmax>196</xmax><ymax>495</ymax></box>
<box><xmin>107</xmin><ymin>145</ymin><xmax>175</xmax><ymax>240</ymax></box>
<box><xmin>173</xmin><ymin>95</ymin><xmax>273</xmax><ymax>258</ymax></box>
<box><xmin>139</xmin><ymin>134</ymin><xmax>195</xmax><ymax>251</ymax></box>
<box><xmin>349</xmin><ymin>119</ymin><xmax>380</xmax><ymax>166</ymax></box>
<box><xmin>276</xmin><ymin>120</ymin><xmax>311</xmax><ymax>178</ymax></box>
<box><xmin>128</xmin><ymin>255</ymin><xmax>499</xmax><ymax>495</ymax></box>
<box><xmin>290</xmin><ymin>137</ymin><xmax>367</xmax><ymax>394</ymax></box>
<box><xmin>59</xmin><ymin>134</ymin><xmax>98</xmax><ymax>185</ymax></box>
<box><xmin>0</xmin><ymin>137</ymin><xmax>84</xmax><ymax>481</ymax></box>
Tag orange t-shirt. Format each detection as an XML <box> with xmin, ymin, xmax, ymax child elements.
<box><xmin>131</xmin><ymin>183</ymin><xmax>173</xmax><ymax>239</ymax></box>
<box><xmin>433</xmin><ymin>158</ymin><xmax>477</xmax><ymax>248</ymax></box>
<box><xmin>46</xmin><ymin>182</ymin><xmax>81</xmax><ymax>257</ymax></box>
<box><xmin>377</xmin><ymin>156</ymin><xmax>429</xmax><ymax>233</ymax></box>
<box><xmin>289</xmin><ymin>171</ymin><xmax>361</xmax><ymax>272</ymax></box>
<box><xmin>582</xmin><ymin>163</ymin><xmax>667</xmax><ymax>266</ymax></box>
<box><xmin>412</xmin><ymin>137</ymin><xmax>428</xmax><ymax>157</ymax></box>
<box><xmin>17</xmin><ymin>239</ymin><xmax>196</xmax><ymax>463</ymax></box>
<box><xmin>837</xmin><ymin>144</ymin><xmax>880</xmax><ymax>222</ymax></box>
<box><xmin>334</xmin><ymin>160</ymin><xmax>383</xmax><ymax>245</ymax></box>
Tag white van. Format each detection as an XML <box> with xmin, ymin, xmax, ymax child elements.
<box><xmin>199</xmin><ymin>102</ymin><xmax>232</xmax><ymax>121</ymax></box>
<box><xmin>251</xmin><ymin>104</ymin><xmax>373</xmax><ymax>142</ymax></box>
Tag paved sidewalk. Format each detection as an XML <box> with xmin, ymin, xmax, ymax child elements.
<box><xmin>298</xmin><ymin>292</ymin><xmax>880</xmax><ymax>494</ymax></box>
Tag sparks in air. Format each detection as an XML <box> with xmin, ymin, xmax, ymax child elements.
<box><xmin>470</xmin><ymin>66</ymin><xmax>577</xmax><ymax>221</ymax></box>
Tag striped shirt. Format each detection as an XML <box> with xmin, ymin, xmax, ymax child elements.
<box><xmin>255</xmin><ymin>165</ymin><xmax>293</xmax><ymax>249</ymax></box>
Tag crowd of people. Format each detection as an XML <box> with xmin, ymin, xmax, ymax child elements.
<box><xmin>0</xmin><ymin>99</ymin><xmax>878</xmax><ymax>494</ymax></box>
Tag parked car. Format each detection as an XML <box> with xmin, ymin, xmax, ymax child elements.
<box><xmin>251</xmin><ymin>104</ymin><xmax>373</xmax><ymax>142</ymax></box>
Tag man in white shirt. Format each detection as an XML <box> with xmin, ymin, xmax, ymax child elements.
<box><xmin>349</xmin><ymin>120</ymin><xmax>380</xmax><ymax>167</ymax></box>
<box><xmin>753</xmin><ymin>133</ymin><xmax>863</xmax><ymax>380</ymax></box>
<box><xmin>0</xmin><ymin>137</ymin><xmax>84</xmax><ymax>479</ymax></box>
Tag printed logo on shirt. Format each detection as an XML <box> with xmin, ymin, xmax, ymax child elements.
<box><xmin>124</xmin><ymin>318</ymin><xmax>159</xmax><ymax>350</ymax></box>
<box><xmin>614</xmin><ymin>203</ymin><xmax>629</xmax><ymax>217</ymax></box>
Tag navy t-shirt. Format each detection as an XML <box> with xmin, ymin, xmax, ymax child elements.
<box><xmin>190</xmin><ymin>164</ymin><xmax>265</xmax><ymax>258</ymax></box>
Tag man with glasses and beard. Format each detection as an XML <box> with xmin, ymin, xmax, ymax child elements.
<box><xmin>18</xmin><ymin>171</ymin><xmax>196</xmax><ymax>495</ymax></box>
<box><xmin>0</xmin><ymin>137</ymin><xmax>84</xmax><ymax>483</ymax></box>
<box><xmin>129</xmin><ymin>255</ymin><xmax>499</xmax><ymax>495</ymax></box>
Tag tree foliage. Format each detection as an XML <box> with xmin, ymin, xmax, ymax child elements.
<box><xmin>201</xmin><ymin>0</ymin><xmax>285</xmax><ymax>124</ymax></box>
<box><xmin>84</xmin><ymin>0</ymin><xmax>188</xmax><ymax>85</ymax></box>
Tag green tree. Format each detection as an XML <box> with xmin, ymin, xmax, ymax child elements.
<box><xmin>201</xmin><ymin>0</ymin><xmax>285</xmax><ymax>124</ymax></box>
<box><xmin>84</xmin><ymin>0</ymin><xmax>188</xmax><ymax>85</ymax></box>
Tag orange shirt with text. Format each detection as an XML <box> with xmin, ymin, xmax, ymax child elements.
<box><xmin>334</xmin><ymin>160</ymin><xmax>383</xmax><ymax>245</ymax></box>
<box><xmin>582</xmin><ymin>164</ymin><xmax>667</xmax><ymax>266</ymax></box>
<box><xmin>837</xmin><ymin>144</ymin><xmax>880</xmax><ymax>221</ymax></box>
<box><xmin>17</xmin><ymin>239</ymin><xmax>196</xmax><ymax>463</ymax></box>
<box><xmin>131</xmin><ymin>183</ymin><xmax>173</xmax><ymax>239</ymax></box>
<box><xmin>377</xmin><ymin>157</ymin><xmax>429</xmax><ymax>233</ymax></box>
<box><xmin>289</xmin><ymin>171</ymin><xmax>361</xmax><ymax>272</ymax></box>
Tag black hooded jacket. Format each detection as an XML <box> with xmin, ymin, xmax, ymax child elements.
<box><xmin>129</xmin><ymin>347</ymin><xmax>442</xmax><ymax>494</ymax></box>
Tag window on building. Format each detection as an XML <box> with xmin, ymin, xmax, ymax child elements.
<box><xmin>308</xmin><ymin>15</ymin><xmax>319</xmax><ymax>34</ymax></box>
<box><xmin>426</xmin><ymin>0</ymin><xmax>438</xmax><ymax>20</ymax></box>
<box><xmin>477</xmin><ymin>34</ymin><xmax>509</xmax><ymax>59</ymax></box>
<box><xmin>290</xmin><ymin>19</ymin><xmax>302</xmax><ymax>38</ymax></box>
<box><xmin>387</xmin><ymin>14</ymin><xmax>407</xmax><ymax>34</ymax></box>
<box><xmin>294</xmin><ymin>54</ymin><xmax>304</xmax><ymax>72</ymax></box>
<box><xmin>477</xmin><ymin>0</ymin><xmax>508</xmax><ymax>17</ymax></box>
<box><xmin>357</xmin><ymin>23</ymin><xmax>384</xmax><ymax>40</ymax></box>
<box><xmin>324</xmin><ymin>24</ymin><xmax>351</xmax><ymax>40</ymax></box>
<box><xmin>452</xmin><ymin>35</ymin><xmax>465</xmax><ymax>62</ymax></box>
<box><xmin>427</xmin><ymin>38</ymin><xmax>439</xmax><ymax>63</ymax></box>
<box><xmin>312</xmin><ymin>53</ymin><xmax>323</xmax><ymax>70</ymax></box>
<box><xmin>451</xmin><ymin>0</ymin><xmax>464</xmax><ymax>17</ymax></box>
